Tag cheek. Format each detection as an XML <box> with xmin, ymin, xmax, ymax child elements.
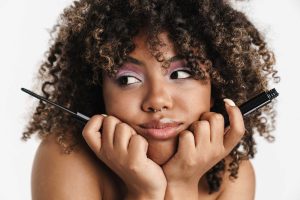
<box><xmin>106</xmin><ymin>95</ymin><xmax>138</xmax><ymax>113</ymax></box>
<box><xmin>179</xmin><ymin>82</ymin><xmax>211</xmax><ymax>119</ymax></box>
<box><xmin>103</xmin><ymin>85</ymin><xmax>141</xmax><ymax>120</ymax></box>
<box><xmin>181</xmin><ymin>93</ymin><xmax>210</xmax><ymax>115</ymax></box>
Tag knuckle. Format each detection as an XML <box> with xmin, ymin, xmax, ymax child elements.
<box><xmin>105</xmin><ymin>115</ymin><xmax>115</xmax><ymax>121</ymax></box>
<box><xmin>131</xmin><ymin>134</ymin><xmax>143</xmax><ymax>142</ymax></box>
<box><xmin>214</xmin><ymin>113</ymin><xmax>224</xmax><ymax>121</ymax></box>
<box><xmin>202</xmin><ymin>120</ymin><xmax>210</xmax><ymax>125</ymax></box>
<box><xmin>236</xmin><ymin>126</ymin><xmax>246</xmax><ymax>137</ymax></box>
<box><xmin>116</xmin><ymin>123</ymin><xmax>136</xmax><ymax>135</ymax></box>
<box><xmin>206</xmin><ymin>113</ymin><xmax>220</xmax><ymax>123</ymax></box>
<box><xmin>82</xmin><ymin>128</ymin><xmax>95</xmax><ymax>139</ymax></box>
<box><xmin>106</xmin><ymin>115</ymin><xmax>121</xmax><ymax>123</ymax></box>
<box><xmin>116</xmin><ymin>122</ymin><xmax>129</xmax><ymax>130</ymax></box>
<box><xmin>91</xmin><ymin>114</ymin><xmax>104</xmax><ymax>121</ymax></box>
<box><xmin>83</xmin><ymin>115</ymin><xmax>103</xmax><ymax>129</ymax></box>
<box><xmin>136</xmin><ymin>134</ymin><xmax>147</xmax><ymax>142</ymax></box>
<box><xmin>193</xmin><ymin>120</ymin><xmax>209</xmax><ymax>128</ymax></box>
<box><xmin>185</xmin><ymin>159</ymin><xmax>197</xmax><ymax>168</ymax></box>
<box><xmin>81</xmin><ymin>130</ymin><xmax>88</xmax><ymax>138</ymax></box>
<box><xmin>199</xmin><ymin>120</ymin><xmax>209</xmax><ymax>127</ymax></box>
<box><xmin>179</xmin><ymin>130</ymin><xmax>192</xmax><ymax>138</ymax></box>
<box><xmin>92</xmin><ymin>114</ymin><xmax>104</xmax><ymax>120</ymax></box>
<box><xmin>82</xmin><ymin>129</ymin><xmax>90</xmax><ymax>137</ymax></box>
<box><xmin>127</xmin><ymin>162</ymin><xmax>140</xmax><ymax>173</ymax></box>
<box><xmin>131</xmin><ymin>134</ymin><xmax>139</xmax><ymax>139</ymax></box>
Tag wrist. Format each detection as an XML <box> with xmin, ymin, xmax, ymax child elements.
<box><xmin>125</xmin><ymin>193</ymin><xmax>164</xmax><ymax>200</ymax></box>
<box><xmin>125</xmin><ymin>188</ymin><xmax>166</xmax><ymax>200</ymax></box>
<box><xmin>165</xmin><ymin>182</ymin><xmax>198</xmax><ymax>200</ymax></box>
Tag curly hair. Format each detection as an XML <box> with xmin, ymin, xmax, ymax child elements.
<box><xmin>23</xmin><ymin>0</ymin><xmax>280</xmax><ymax>194</ymax></box>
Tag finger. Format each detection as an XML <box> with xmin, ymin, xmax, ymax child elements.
<box><xmin>223</xmin><ymin>99</ymin><xmax>245</xmax><ymax>151</ymax></box>
<box><xmin>177</xmin><ymin>130</ymin><xmax>196</xmax><ymax>155</ymax></box>
<box><xmin>189</xmin><ymin>120</ymin><xmax>210</xmax><ymax>148</ymax></box>
<box><xmin>82</xmin><ymin>115</ymin><xmax>105</xmax><ymax>153</ymax></box>
<box><xmin>114</xmin><ymin>123</ymin><xmax>136</xmax><ymax>153</ymax></box>
<box><xmin>200</xmin><ymin>112</ymin><xmax>224</xmax><ymax>143</ymax></box>
<box><xmin>102</xmin><ymin>116</ymin><xmax>121</xmax><ymax>150</ymax></box>
<box><xmin>224</xmin><ymin>126</ymin><xmax>230</xmax><ymax>135</ymax></box>
<box><xmin>128</xmin><ymin>134</ymin><xmax>149</xmax><ymax>161</ymax></box>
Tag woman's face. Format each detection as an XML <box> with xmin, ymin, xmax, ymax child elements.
<box><xmin>102</xmin><ymin>31</ymin><xmax>213</xmax><ymax>165</ymax></box>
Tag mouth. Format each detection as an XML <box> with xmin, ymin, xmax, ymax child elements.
<box><xmin>138</xmin><ymin>121</ymin><xmax>183</xmax><ymax>140</ymax></box>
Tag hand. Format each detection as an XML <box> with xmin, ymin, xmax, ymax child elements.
<box><xmin>162</xmin><ymin>99</ymin><xmax>245</xmax><ymax>199</ymax></box>
<box><xmin>82</xmin><ymin>115</ymin><xmax>167</xmax><ymax>200</ymax></box>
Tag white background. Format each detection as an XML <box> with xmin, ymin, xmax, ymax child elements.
<box><xmin>0</xmin><ymin>0</ymin><xmax>299</xmax><ymax>199</ymax></box>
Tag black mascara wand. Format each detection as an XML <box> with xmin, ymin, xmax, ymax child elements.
<box><xmin>21</xmin><ymin>88</ymin><xmax>90</xmax><ymax>124</ymax></box>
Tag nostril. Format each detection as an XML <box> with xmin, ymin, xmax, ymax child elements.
<box><xmin>147</xmin><ymin>108</ymin><xmax>155</xmax><ymax>112</ymax></box>
<box><xmin>147</xmin><ymin>107</ymin><xmax>167</xmax><ymax>113</ymax></box>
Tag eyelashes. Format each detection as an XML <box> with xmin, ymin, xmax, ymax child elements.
<box><xmin>116</xmin><ymin>69</ymin><xmax>193</xmax><ymax>86</ymax></box>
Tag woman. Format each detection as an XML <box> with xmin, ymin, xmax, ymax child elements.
<box><xmin>24</xmin><ymin>0</ymin><xmax>279</xmax><ymax>199</ymax></box>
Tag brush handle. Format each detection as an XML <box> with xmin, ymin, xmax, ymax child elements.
<box><xmin>223</xmin><ymin>88</ymin><xmax>279</xmax><ymax>127</ymax></box>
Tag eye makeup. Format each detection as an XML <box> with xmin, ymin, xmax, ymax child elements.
<box><xmin>114</xmin><ymin>58</ymin><xmax>191</xmax><ymax>86</ymax></box>
<box><xmin>168</xmin><ymin>59</ymin><xmax>188</xmax><ymax>71</ymax></box>
<box><xmin>114</xmin><ymin>65</ymin><xmax>143</xmax><ymax>86</ymax></box>
<box><xmin>117</xmin><ymin>59</ymin><xmax>189</xmax><ymax>77</ymax></box>
<box><xmin>116</xmin><ymin>63</ymin><xmax>143</xmax><ymax>77</ymax></box>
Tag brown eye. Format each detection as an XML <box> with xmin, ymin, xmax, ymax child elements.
<box><xmin>116</xmin><ymin>76</ymin><xmax>140</xmax><ymax>86</ymax></box>
<box><xmin>170</xmin><ymin>69</ymin><xmax>192</xmax><ymax>79</ymax></box>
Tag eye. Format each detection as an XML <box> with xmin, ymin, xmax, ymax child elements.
<box><xmin>170</xmin><ymin>69</ymin><xmax>192</xmax><ymax>79</ymax></box>
<box><xmin>116</xmin><ymin>76</ymin><xmax>140</xmax><ymax>86</ymax></box>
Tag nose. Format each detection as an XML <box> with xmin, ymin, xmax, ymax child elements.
<box><xmin>141</xmin><ymin>80</ymin><xmax>173</xmax><ymax>113</ymax></box>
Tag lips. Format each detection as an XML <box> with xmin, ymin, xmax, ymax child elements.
<box><xmin>139</xmin><ymin>120</ymin><xmax>182</xmax><ymax>140</ymax></box>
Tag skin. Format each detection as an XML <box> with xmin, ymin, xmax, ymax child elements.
<box><xmin>31</xmin><ymin>30</ymin><xmax>255</xmax><ymax>200</ymax></box>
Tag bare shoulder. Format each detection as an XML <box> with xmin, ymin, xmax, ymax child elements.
<box><xmin>31</xmin><ymin>134</ymin><xmax>106</xmax><ymax>200</ymax></box>
<box><xmin>217</xmin><ymin>156</ymin><xmax>256</xmax><ymax>200</ymax></box>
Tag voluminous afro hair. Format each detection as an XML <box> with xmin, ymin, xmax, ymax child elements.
<box><xmin>23</xmin><ymin>0</ymin><xmax>279</xmax><ymax>193</ymax></box>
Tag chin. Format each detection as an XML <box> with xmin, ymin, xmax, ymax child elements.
<box><xmin>146</xmin><ymin>138</ymin><xmax>178</xmax><ymax>166</ymax></box>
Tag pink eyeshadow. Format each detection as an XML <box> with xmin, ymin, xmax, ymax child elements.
<box><xmin>116</xmin><ymin>59</ymin><xmax>188</xmax><ymax>77</ymax></box>
<box><xmin>116</xmin><ymin>64</ymin><xmax>142</xmax><ymax>77</ymax></box>
<box><xmin>169</xmin><ymin>60</ymin><xmax>188</xmax><ymax>71</ymax></box>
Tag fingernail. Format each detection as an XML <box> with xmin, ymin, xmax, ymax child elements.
<box><xmin>101</xmin><ymin>114</ymin><xmax>108</xmax><ymax>117</ymax></box>
<box><xmin>223</xmin><ymin>98</ymin><xmax>236</xmax><ymax>107</ymax></box>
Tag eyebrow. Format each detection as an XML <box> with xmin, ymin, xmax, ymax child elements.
<box><xmin>124</xmin><ymin>55</ymin><xmax>184</xmax><ymax>66</ymax></box>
